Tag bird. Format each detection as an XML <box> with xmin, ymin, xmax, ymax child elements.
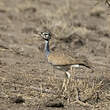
<box><xmin>39</xmin><ymin>31</ymin><xmax>93</xmax><ymax>79</ymax></box>
<box><xmin>38</xmin><ymin>31</ymin><xmax>110</xmax><ymax>104</ymax></box>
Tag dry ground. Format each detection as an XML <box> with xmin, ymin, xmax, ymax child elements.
<box><xmin>0</xmin><ymin>0</ymin><xmax>110</xmax><ymax>110</ymax></box>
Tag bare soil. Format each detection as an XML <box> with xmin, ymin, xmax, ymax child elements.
<box><xmin>0</xmin><ymin>0</ymin><xmax>110</xmax><ymax>110</ymax></box>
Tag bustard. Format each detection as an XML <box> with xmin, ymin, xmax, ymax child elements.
<box><xmin>38</xmin><ymin>31</ymin><xmax>110</xmax><ymax>106</ymax></box>
<box><xmin>40</xmin><ymin>31</ymin><xmax>93</xmax><ymax>78</ymax></box>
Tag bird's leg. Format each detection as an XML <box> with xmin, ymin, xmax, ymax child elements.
<box><xmin>70</xmin><ymin>65</ymin><xmax>74</xmax><ymax>78</ymax></box>
<box><xmin>62</xmin><ymin>64</ymin><xmax>79</xmax><ymax>92</ymax></box>
<box><xmin>65</xmin><ymin>71</ymin><xmax>71</xmax><ymax>79</ymax></box>
<box><xmin>65</xmin><ymin>71</ymin><xmax>70</xmax><ymax>85</ymax></box>
<box><xmin>62</xmin><ymin>71</ymin><xmax>71</xmax><ymax>92</ymax></box>
<box><xmin>70</xmin><ymin>64</ymin><xmax>79</xmax><ymax>79</ymax></box>
<box><xmin>61</xmin><ymin>78</ymin><xmax>67</xmax><ymax>92</ymax></box>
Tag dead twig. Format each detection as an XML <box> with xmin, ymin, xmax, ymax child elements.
<box><xmin>73</xmin><ymin>87</ymin><xmax>93</xmax><ymax>107</ymax></box>
<box><xmin>105</xmin><ymin>0</ymin><xmax>110</xmax><ymax>7</ymax></box>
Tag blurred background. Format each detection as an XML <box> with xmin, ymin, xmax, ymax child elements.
<box><xmin>0</xmin><ymin>0</ymin><xmax>110</xmax><ymax>110</ymax></box>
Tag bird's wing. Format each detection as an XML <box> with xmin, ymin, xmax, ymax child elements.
<box><xmin>47</xmin><ymin>51</ymin><xmax>77</xmax><ymax>66</ymax></box>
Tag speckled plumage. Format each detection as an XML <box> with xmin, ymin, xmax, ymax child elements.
<box><xmin>48</xmin><ymin>51</ymin><xmax>85</xmax><ymax>65</ymax></box>
<box><xmin>47</xmin><ymin>51</ymin><xmax>92</xmax><ymax>70</ymax></box>
<box><xmin>40</xmin><ymin>32</ymin><xmax>93</xmax><ymax>76</ymax></box>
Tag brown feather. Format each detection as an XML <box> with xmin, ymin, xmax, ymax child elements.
<box><xmin>48</xmin><ymin>51</ymin><xmax>91</xmax><ymax>68</ymax></box>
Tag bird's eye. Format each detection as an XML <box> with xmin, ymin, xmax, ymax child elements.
<box><xmin>40</xmin><ymin>32</ymin><xmax>51</xmax><ymax>40</ymax></box>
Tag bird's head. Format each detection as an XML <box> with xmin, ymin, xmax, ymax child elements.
<box><xmin>40</xmin><ymin>32</ymin><xmax>51</xmax><ymax>41</ymax></box>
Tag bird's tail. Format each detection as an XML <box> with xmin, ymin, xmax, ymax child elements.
<box><xmin>75</xmin><ymin>58</ymin><xmax>94</xmax><ymax>72</ymax></box>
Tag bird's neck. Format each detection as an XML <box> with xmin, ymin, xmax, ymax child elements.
<box><xmin>45</xmin><ymin>40</ymin><xmax>50</xmax><ymax>57</ymax></box>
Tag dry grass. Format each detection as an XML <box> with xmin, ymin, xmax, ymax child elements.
<box><xmin>0</xmin><ymin>0</ymin><xmax>110</xmax><ymax>110</ymax></box>
<box><xmin>31</xmin><ymin>73</ymin><xmax>109</xmax><ymax>109</ymax></box>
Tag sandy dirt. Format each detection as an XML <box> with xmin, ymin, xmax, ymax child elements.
<box><xmin>0</xmin><ymin>0</ymin><xmax>110</xmax><ymax>110</ymax></box>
